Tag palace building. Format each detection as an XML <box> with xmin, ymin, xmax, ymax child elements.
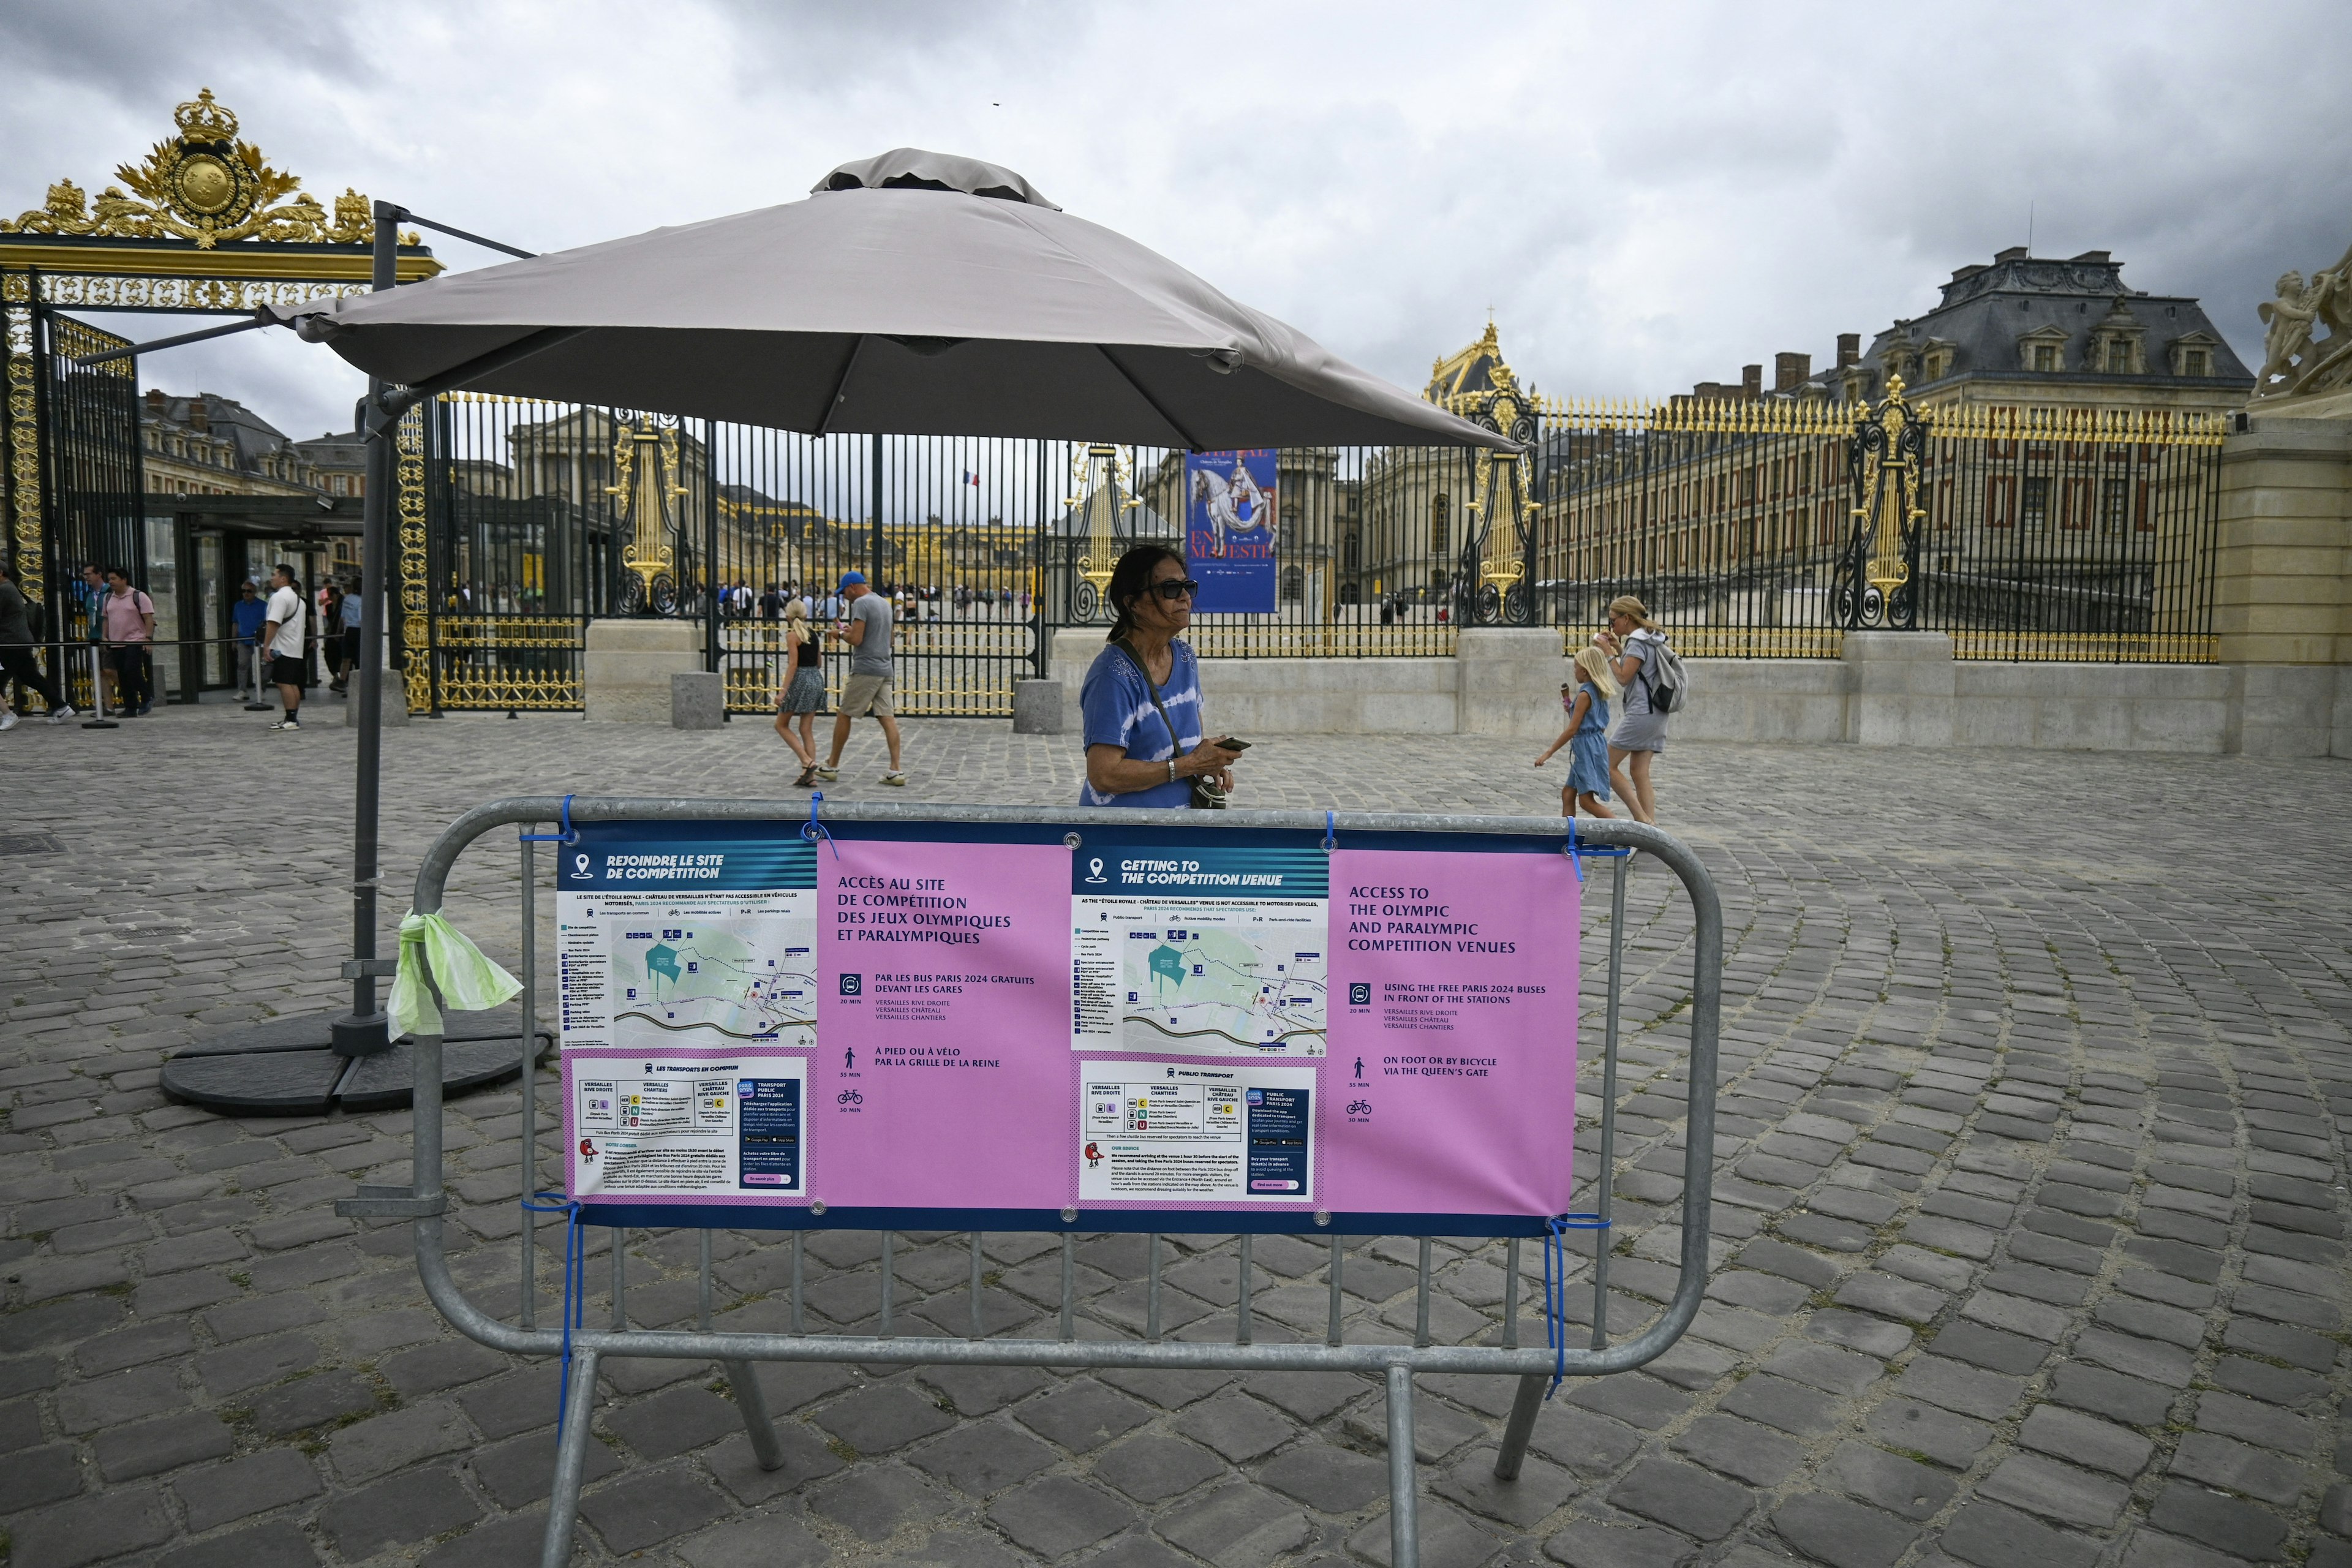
<box><xmin>1673</xmin><ymin>247</ymin><xmax>2253</xmax><ymax>415</ymax></box>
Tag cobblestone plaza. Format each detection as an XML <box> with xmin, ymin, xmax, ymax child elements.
<box><xmin>2</xmin><ymin>703</ymin><xmax>2347</xmax><ymax>1568</ymax></box>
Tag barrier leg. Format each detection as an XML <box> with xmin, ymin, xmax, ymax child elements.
<box><xmin>1491</xmin><ymin>1373</ymin><xmax>1545</xmax><ymax>1482</ymax></box>
<box><xmin>1237</xmin><ymin>1233</ymin><xmax>1253</xmax><ymax>1346</ymax></box>
<box><xmin>1413</xmin><ymin>1238</ymin><xmax>1431</xmax><ymax>1348</ymax></box>
<box><xmin>1326</xmin><ymin>1235</ymin><xmax>1343</xmax><ymax>1347</ymax></box>
<box><xmin>723</xmin><ymin>1359</ymin><xmax>786</xmax><ymax>1471</ymax></box>
<box><xmin>539</xmin><ymin>1347</ymin><xmax>602</xmax><ymax>1568</ymax></box>
<box><xmin>1386</xmin><ymin>1362</ymin><xmax>1420</xmax><ymax>1568</ymax></box>
<box><xmin>1501</xmin><ymin>1237</ymin><xmax>1520</xmax><ymax>1349</ymax></box>
<box><xmin>1146</xmin><ymin>1233</ymin><xmax>1163</xmax><ymax>1343</ymax></box>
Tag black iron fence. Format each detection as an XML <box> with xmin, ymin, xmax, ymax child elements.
<box><xmin>413</xmin><ymin>397</ymin><xmax>1480</xmax><ymax>714</ymax></box>
<box><xmin>1523</xmin><ymin>392</ymin><xmax>2228</xmax><ymax>663</ymax></box>
<box><xmin>400</xmin><ymin>388</ymin><xmax>2231</xmax><ymax>718</ymax></box>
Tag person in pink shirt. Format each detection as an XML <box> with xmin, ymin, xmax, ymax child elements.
<box><xmin>102</xmin><ymin>567</ymin><xmax>156</xmax><ymax>717</ymax></box>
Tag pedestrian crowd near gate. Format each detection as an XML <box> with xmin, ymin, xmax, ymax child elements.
<box><xmin>0</xmin><ymin>552</ymin><xmax>380</xmax><ymax>733</ymax></box>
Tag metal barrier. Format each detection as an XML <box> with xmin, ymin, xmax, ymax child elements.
<box><xmin>345</xmin><ymin>799</ymin><xmax>1722</xmax><ymax>1568</ymax></box>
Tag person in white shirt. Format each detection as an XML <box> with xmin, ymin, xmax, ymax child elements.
<box><xmin>262</xmin><ymin>563</ymin><xmax>307</xmax><ymax>731</ymax></box>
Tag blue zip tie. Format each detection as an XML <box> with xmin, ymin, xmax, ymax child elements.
<box><xmin>1566</xmin><ymin>820</ymin><xmax>1583</xmax><ymax>883</ymax></box>
<box><xmin>519</xmin><ymin>1191</ymin><xmax>586</xmax><ymax>1428</ymax></box>
<box><xmin>1322</xmin><ymin>810</ymin><xmax>1336</xmax><ymax>853</ymax></box>
<box><xmin>520</xmin><ymin>794</ymin><xmax>579</xmax><ymax>845</ymax></box>
<box><xmin>801</xmin><ymin>791</ymin><xmax>839</xmax><ymax>858</ymax></box>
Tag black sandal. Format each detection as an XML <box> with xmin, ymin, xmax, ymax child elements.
<box><xmin>794</xmin><ymin>765</ymin><xmax>817</xmax><ymax>788</ymax></box>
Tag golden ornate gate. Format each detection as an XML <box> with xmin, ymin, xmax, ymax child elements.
<box><xmin>2</xmin><ymin>88</ymin><xmax>437</xmax><ymax>695</ymax></box>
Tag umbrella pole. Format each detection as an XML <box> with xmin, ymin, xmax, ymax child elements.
<box><xmin>329</xmin><ymin>202</ymin><xmax>403</xmax><ymax>1058</ymax></box>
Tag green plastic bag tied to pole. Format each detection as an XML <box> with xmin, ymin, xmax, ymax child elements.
<box><xmin>388</xmin><ymin>910</ymin><xmax>522</xmax><ymax>1040</ymax></box>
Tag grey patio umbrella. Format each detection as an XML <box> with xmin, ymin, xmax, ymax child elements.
<box><xmin>268</xmin><ymin>148</ymin><xmax>1514</xmax><ymax>452</ymax></box>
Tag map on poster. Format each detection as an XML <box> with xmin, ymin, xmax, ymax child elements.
<box><xmin>1071</xmin><ymin>846</ymin><xmax>1327</xmax><ymax>1056</ymax></box>
<box><xmin>607</xmin><ymin>914</ymin><xmax>817</xmax><ymax>1047</ymax></box>
<box><xmin>556</xmin><ymin>838</ymin><xmax>818</xmax><ymax>1052</ymax></box>
<box><xmin>1079</xmin><ymin>1061</ymin><xmax>1315</xmax><ymax>1202</ymax></box>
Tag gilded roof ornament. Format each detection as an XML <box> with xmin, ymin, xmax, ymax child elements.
<box><xmin>2</xmin><ymin>88</ymin><xmax>377</xmax><ymax>249</ymax></box>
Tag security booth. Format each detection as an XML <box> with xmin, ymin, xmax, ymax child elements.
<box><xmin>141</xmin><ymin>494</ymin><xmax>362</xmax><ymax>701</ymax></box>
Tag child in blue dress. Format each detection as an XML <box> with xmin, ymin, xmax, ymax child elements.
<box><xmin>1534</xmin><ymin>644</ymin><xmax>1620</xmax><ymax>818</ymax></box>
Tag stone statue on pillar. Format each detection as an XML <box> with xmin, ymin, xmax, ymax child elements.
<box><xmin>2254</xmin><ymin>238</ymin><xmax>2352</xmax><ymax>407</ymax></box>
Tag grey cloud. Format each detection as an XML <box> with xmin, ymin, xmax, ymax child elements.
<box><xmin>10</xmin><ymin>0</ymin><xmax>2350</xmax><ymax>441</ymax></box>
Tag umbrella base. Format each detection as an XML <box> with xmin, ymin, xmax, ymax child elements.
<box><xmin>162</xmin><ymin>1008</ymin><xmax>552</xmax><ymax>1115</ymax></box>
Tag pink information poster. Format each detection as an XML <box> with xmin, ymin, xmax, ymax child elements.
<box><xmin>1324</xmin><ymin>849</ymin><xmax>1580</xmax><ymax>1219</ymax></box>
<box><xmin>557</xmin><ymin>824</ymin><xmax>1578</xmax><ymax>1231</ymax></box>
<box><xmin>814</xmin><ymin>839</ymin><xmax>1072</xmax><ymax>1211</ymax></box>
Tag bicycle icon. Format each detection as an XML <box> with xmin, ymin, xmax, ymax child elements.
<box><xmin>1346</xmin><ymin>1100</ymin><xmax>1371</xmax><ymax>1117</ymax></box>
<box><xmin>837</xmin><ymin>1089</ymin><xmax>864</xmax><ymax>1106</ymax></box>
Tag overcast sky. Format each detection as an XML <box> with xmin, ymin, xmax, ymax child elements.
<box><xmin>8</xmin><ymin>0</ymin><xmax>2350</xmax><ymax>441</ymax></box>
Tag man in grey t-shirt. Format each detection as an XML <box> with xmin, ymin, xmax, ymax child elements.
<box><xmin>815</xmin><ymin>571</ymin><xmax>905</xmax><ymax>785</ymax></box>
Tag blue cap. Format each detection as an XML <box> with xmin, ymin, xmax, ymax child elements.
<box><xmin>837</xmin><ymin>571</ymin><xmax>867</xmax><ymax>589</ymax></box>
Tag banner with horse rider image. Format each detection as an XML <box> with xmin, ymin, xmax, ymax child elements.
<box><xmin>1185</xmin><ymin>449</ymin><xmax>1278</xmax><ymax>613</ymax></box>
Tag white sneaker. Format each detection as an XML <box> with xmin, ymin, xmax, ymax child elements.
<box><xmin>45</xmin><ymin>705</ymin><xmax>75</xmax><ymax>723</ymax></box>
<box><xmin>880</xmin><ymin>771</ymin><xmax>908</xmax><ymax>787</ymax></box>
<box><xmin>270</xmin><ymin>717</ymin><xmax>301</xmax><ymax>731</ymax></box>
<box><xmin>0</xmin><ymin>712</ymin><xmax>17</xmax><ymax>732</ymax></box>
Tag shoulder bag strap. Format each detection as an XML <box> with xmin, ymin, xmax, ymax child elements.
<box><xmin>1112</xmin><ymin>638</ymin><xmax>1183</xmax><ymax>761</ymax></box>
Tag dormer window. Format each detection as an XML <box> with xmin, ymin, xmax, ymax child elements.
<box><xmin>2168</xmin><ymin>330</ymin><xmax>2221</xmax><ymax>379</ymax></box>
<box><xmin>2087</xmin><ymin>298</ymin><xmax>2147</xmax><ymax>375</ymax></box>
<box><xmin>2019</xmin><ymin>323</ymin><xmax>2070</xmax><ymax>374</ymax></box>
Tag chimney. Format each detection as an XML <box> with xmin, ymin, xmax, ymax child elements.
<box><xmin>1994</xmin><ymin>245</ymin><xmax>2029</xmax><ymax>264</ymax></box>
<box><xmin>145</xmin><ymin>389</ymin><xmax>165</xmax><ymax>415</ymax></box>
<box><xmin>1741</xmin><ymin>364</ymin><xmax>1763</xmax><ymax>399</ymax></box>
<box><xmin>1836</xmin><ymin>333</ymin><xmax>1861</xmax><ymax>368</ymax></box>
<box><xmin>187</xmin><ymin>398</ymin><xmax>209</xmax><ymax>432</ymax></box>
<box><xmin>1774</xmin><ymin>352</ymin><xmax>1811</xmax><ymax>392</ymax></box>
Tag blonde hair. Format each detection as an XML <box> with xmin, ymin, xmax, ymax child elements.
<box><xmin>1606</xmin><ymin>594</ymin><xmax>1660</xmax><ymax>633</ymax></box>
<box><xmin>785</xmin><ymin>598</ymin><xmax>807</xmax><ymax>621</ymax></box>
<box><xmin>1573</xmin><ymin>644</ymin><xmax>1621</xmax><ymax>699</ymax></box>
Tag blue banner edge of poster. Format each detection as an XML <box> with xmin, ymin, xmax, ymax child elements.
<box><xmin>574</xmin><ymin>1202</ymin><xmax>1553</xmax><ymax>1238</ymax></box>
<box><xmin>572</xmin><ymin>819</ymin><xmax>1570</xmax><ymax>858</ymax></box>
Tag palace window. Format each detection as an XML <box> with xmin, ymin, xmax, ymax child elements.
<box><xmin>2021</xmin><ymin>477</ymin><xmax>2051</xmax><ymax>530</ymax></box>
<box><xmin>2034</xmin><ymin>345</ymin><xmax>2060</xmax><ymax>372</ymax></box>
<box><xmin>2106</xmin><ymin>341</ymin><xmax>2133</xmax><ymax>373</ymax></box>
<box><xmin>2100</xmin><ymin>478</ymin><xmax>2129</xmax><ymax>533</ymax></box>
<box><xmin>2181</xmin><ymin>350</ymin><xmax>2209</xmax><ymax>377</ymax></box>
<box><xmin>1429</xmin><ymin>494</ymin><xmax>1450</xmax><ymax>556</ymax></box>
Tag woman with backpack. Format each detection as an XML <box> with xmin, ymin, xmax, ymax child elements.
<box><xmin>1599</xmin><ymin>594</ymin><xmax>1677</xmax><ymax>826</ymax></box>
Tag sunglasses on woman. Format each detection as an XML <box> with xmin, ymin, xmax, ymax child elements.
<box><xmin>1150</xmin><ymin>578</ymin><xmax>1202</xmax><ymax>601</ymax></box>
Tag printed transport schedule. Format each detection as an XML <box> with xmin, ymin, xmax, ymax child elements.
<box><xmin>568</xmin><ymin>1050</ymin><xmax>806</xmax><ymax>1198</ymax></box>
<box><xmin>1071</xmin><ymin>845</ymin><xmax>1328</xmax><ymax>1057</ymax></box>
<box><xmin>1079</xmin><ymin>1061</ymin><xmax>1316</xmax><ymax>1202</ymax></box>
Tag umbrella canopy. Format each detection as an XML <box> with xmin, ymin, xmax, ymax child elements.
<box><xmin>273</xmin><ymin>149</ymin><xmax>1512</xmax><ymax>452</ymax></box>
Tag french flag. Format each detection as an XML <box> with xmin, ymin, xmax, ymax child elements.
<box><xmin>962</xmin><ymin>470</ymin><xmax>981</xmax><ymax>487</ymax></box>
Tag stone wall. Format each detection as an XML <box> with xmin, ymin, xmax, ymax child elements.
<box><xmin>1046</xmin><ymin>626</ymin><xmax>2343</xmax><ymax>755</ymax></box>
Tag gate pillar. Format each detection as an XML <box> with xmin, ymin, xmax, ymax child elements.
<box><xmin>584</xmin><ymin>617</ymin><xmax>702</xmax><ymax>723</ymax></box>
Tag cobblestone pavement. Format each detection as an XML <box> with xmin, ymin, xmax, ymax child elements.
<box><xmin>3</xmin><ymin>699</ymin><xmax>2349</xmax><ymax>1568</ymax></box>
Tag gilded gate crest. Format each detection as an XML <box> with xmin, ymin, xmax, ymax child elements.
<box><xmin>2</xmin><ymin>89</ymin><xmax>375</xmax><ymax>249</ymax></box>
